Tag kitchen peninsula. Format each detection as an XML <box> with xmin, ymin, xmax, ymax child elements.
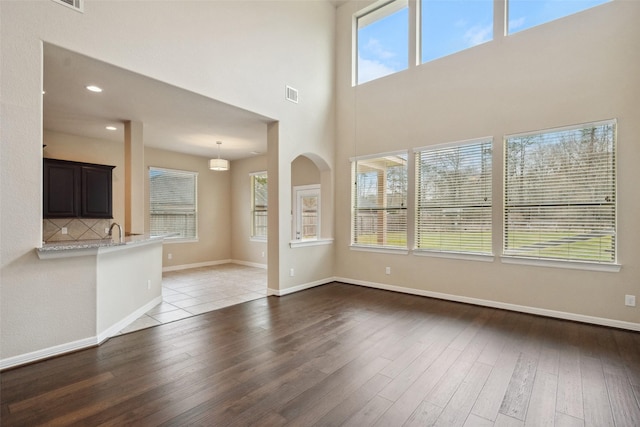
<box><xmin>36</xmin><ymin>233</ymin><xmax>166</xmax><ymax>349</ymax></box>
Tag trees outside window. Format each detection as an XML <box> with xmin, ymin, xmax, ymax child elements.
<box><xmin>504</xmin><ymin>121</ymin><xmax>616</xmax><ymax>263</ymax></box>
<box><xmin>352</xmin><ymin>153</ymin><xmax>408</xmax><ymax>248</ymax></box>
<box><xmin>251</xmin><ymin>172</ymin><xmax>268</xmax><ymax>240</ymax></box>
<box><xmin>416</xmin><ymin>139</ymin><xmax>492</xmax><ymax>254</ymax></box>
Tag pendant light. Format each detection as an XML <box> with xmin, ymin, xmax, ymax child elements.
<box><xmin>209</xmin><ymin>141</ymin><xmax>229</xmax><ymax>171</ymax></box>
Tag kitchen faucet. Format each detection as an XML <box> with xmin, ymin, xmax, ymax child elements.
<box><xmin>108</xmin><ymin>222</ymin><xmax>123</xmax><ymax>242</ymax></box>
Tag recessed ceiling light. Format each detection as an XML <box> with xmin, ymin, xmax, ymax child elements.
<box><xmin>86</xmin><ymin>85</ymin><xmax>103</xmax><ymax>93</ymax></box>
<box><xmin>105</xmin><ymin>126</ymin><xmax>117</xmax><ymax>131</ymax></box>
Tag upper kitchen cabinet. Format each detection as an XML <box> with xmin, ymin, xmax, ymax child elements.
<box><xmin>44</xmin><ymin>158</ymin><xmax>115</xmax><ymax>219</ymax></box>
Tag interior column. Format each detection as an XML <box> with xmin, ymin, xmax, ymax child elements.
<box><xmin>124</xmin><ymin>120</ymin><xmax>145</xmax><ymax>234</ymax></box>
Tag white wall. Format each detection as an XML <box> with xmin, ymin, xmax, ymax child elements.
<box><xmin>0</xmin><ymin>0</ymin><xmax>336</xmax><ymax>362</ymax></box>
<box><xmin>334</xmin><ymin>0</ymin><xmax>640</xmax><ymax>327</ymax></box>
<box><xmin>96</xmin><ymin>242</ymin><xmax>163</xmax><ymax>334</ymax></box>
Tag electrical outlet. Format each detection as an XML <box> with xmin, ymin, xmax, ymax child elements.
<box><xmin>625</xmin><ymin>295</ymin><xmax>636</xmax><ymax>307</ymax></box>
<box><xmin>261</xmin><ymin>251</ymin><xmax>265</xmax><ymax>258</ymax></box>
<box><xmin>167</xmin><ymin>253</ymin><xmax>172</xmax><ymax>260</ymax></box>
<box><xmin>105</xmin><ymin>227</ymin><xmax>110</xmax><ymax>234</ymax></box>
<box><xmin>61</xmin><ymin>227</ymin><xmax>68</xmax><ymax>235</ymax></box>
<box><xmin>290</xmin><ymin>268</ymin><xmax>294</xmax><ymax>277</ymax></box>
<box><xmin>385</xmin><ymin>267</ymin><xmax>391</xmax><ymax>275</ymax></box>
<box><xmin>147</xmin><ymin>279</ymin><xmax>151</xmax><ymax>290</ymax></box>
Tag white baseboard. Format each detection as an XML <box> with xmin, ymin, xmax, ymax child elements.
<box><xmin>268</xmin><ymin>277</ymin><xmax>335</xmax><ymax>296</ymax></box>
<box><xmin>1</xmin><ymin>295</ymin><xmax>163</xmax><ymax>371</ymax></box>
<box><xmin>0</xmin><ymin>337</ymin><xmax>97</xmax><ymax>371</ymax></box>
<box><xmin>334</xmin><ymin>277</ymin><xmax>640</xmax><ymax>332</ymax></box>
<box><xmin>162</xmin><ymin>259</ymin><xmax>232</xmax><ymax>272</ymax></box>
<box><xmin>231</xmin><ymin>259</ymin><xmax>267</xmax><ymax>269</ymax></box>
<box><xmin>96</xmin><ymin>295</ymin><xmax>163</xmax><ymax>344</ymax></box>
<box><xmin>163</xmin><ymin>259</ymin><xmax>267</xmax><ymax>272</ymax></box>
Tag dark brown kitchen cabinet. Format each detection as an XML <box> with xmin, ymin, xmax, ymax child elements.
<box><xmin>43</xmin><ymin>158</ymin><xmax>115</xmax><ymax>219</ymax></box>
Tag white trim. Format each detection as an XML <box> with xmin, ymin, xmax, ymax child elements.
<box><xmin>293</xmin><ymin>184</ymin><xmax>321</xmax><ymax>242</ymax></box>
<box><xmin>164</xmin><ymin>259</ymin><xmax>268</xmax><ymax>272</ymax></box>
<box><xmin>268</xmin><ymin>277</ymin><xmax>334</xmax><ymax>297</ymax></box>
<box><xmin>356</xmin><ymin>0</ymin><xmax>408</xmax><ymax>28</ymax></box>
<box><xmin>413</xmin><ymin>250</ymin><xmax>494</xmax><ymax>263</ymax></box>
<box><xmin>350</xmin><ymin>245</ymin><xmax>409</xmax><ymax>255</ymax></box>
<box><xmin>96</xmin><ymin>295</ymin><xmax>163</xmax><ymax>344</ymax></box>
<box><xmin>162</xmin><ymin>259</ymin><xmax>232</xmax><ymax>272</ymax></box>
<box><xmin>413</xmin><ymin>136</ymin><xmax>493</xmax><ymax>153</ymax></box>
<box><xmin>163</xmin><ymin>238</ymin><xmax>199</xmax><ymax>244</ymax></box>
<box><xmin>501</xmin><ymin>256</ymin><xmax>621</xmax><ymax>272</ymax></box>
<box><xmin>0</xmin><ymin>294</ymin><xmax>164</xmax><ymax>371</ymax></box>
<box><xmin>149</xmin><ymin>165</ymin><xmax>199</xmax><ymax>176</ymax></box>
<box><xmin>334</xmin><ymin>277</ymin><xmax>640</xmax><ymax>332</ymax></box>
<box><xmin>250</xmin><ymin>237</ymin><xmax>267</xmax><ymax>243</ymax></box>
<box><xmin>504</xmin><ymin>118</ymin><xmax>616</xmax><ymax>140</ymax></box>
<box><xmin>349</xmin><ymin>149</ymin><xmax>408</xmax><ymax>163</ymax></box>
<box><xmin>290</xmin><ymin>238</ymin><xmax>334</xmax><ymax>248</ymax></box>
<box><xmin>0</xmin><ymin>337</ymin><xmax>97</xmax><ymax>371</ymax></box>
<box><xmin>50</xmin><ymin>0</ymin><xmax>84</xmax><ymax>13</ymax></box>
<box><xmin>231</xmin><ymin>259</ymin><xmax>267</xmax><ymax>269</ymax></box>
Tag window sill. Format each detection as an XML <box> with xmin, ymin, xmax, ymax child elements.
<box><xmin>250</xmin><ymin>237</ymin><xmax>267</xmax><ymax>243</ymax></box>
<box><xmin>501</xmin><ymin>256</ymin><xmax>621</xmax><ymax>272</ymax></box>
<box><xmin>413</xmin><ymin>250</ymin><xmax>494</xmax><ymax>263</ymax></box>
<box><xmin>163</xmin><ymin>238</ymin><xmax>198</xmax><ymax>244</ymax></box>
<box><xmin>290</xmin><ymin>238</ymin><xmax>333</xmax><ymax>248</ymax></box>
<box><xmin>350</xmin><ymin>245</ymin><xmax>409</xmax><ymax>255</ymax></box>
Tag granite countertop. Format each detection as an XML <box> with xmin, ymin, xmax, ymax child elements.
<box><xmin>37</xmin><ymin>233</ymin><xmax>175</xmax><ymax>258</ymax></box>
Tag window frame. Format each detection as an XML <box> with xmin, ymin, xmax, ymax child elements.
<box><xmin>414</xmin><ymin>137</ymin><xmax>493</xmax><ymax>257</ymax></box>
<box><xmin>351</xmin><ymin>151</ymin><xmax>409</xmax><ymax>252</ymax></box>
<box><xmin>503</xmin><ymin>120</ymin><xmax>617</xmax><ymax>267</ymax></box>
<box><xmin>292</xmin><ymin>184</ymin><xmax>321</xmax><ymax>242</ymax></box>
<box><xmin>354</xmin><ymin>0</ymin><xmax>409</xmax><ymax>86</ymax></box>
<box><xmin>149</xmin><ymin>166</ymin><xmax>198</xmax><ymax>242</ymax></box>
<box><xmin>250</xmin><ymin>171</ymin><xmax>268</xmax><ymax>241</ymax></box>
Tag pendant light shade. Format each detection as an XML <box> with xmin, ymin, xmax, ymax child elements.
<box><xmin>209</xmin><ymin>158</ymin><xmax>229</xmax><ymax>171</ymax></box>
<box><xmin>209</xmin><ymin>141</ymin><xmax>229</xmax><ymax>171</ymax></box>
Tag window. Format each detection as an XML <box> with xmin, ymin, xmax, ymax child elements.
<box><xmin>149</xmin><ymin>167</ymin><xmax>197</xmax><ymax>240</ymax></box>
<box><xmin>293</xmin><ymin>185</ymin><xmax>320</xmax><ymax>241</ymax></box>
<box><xmin>504</xmin><ymin>121</ymin><xmax>616</xmax><ymax>263</ymax></box>
<box><xmin>507</xmin><ymin>0</ymin><xmax>610</xmax><ymax>34</ymax></box>
<box><xmin>251</xmin><ymin>172</ymin><xmax>268</xmax><ymax>240</ymax></box>
<box><xmin>356</xmin><ymin>0</ymin><xmax>408</xmax><ymax>85</ymax></box>
<box><xmin>415</xmin><ymin>139</ymin><xmax>492</xmax><ymax>254</ymax></box>
<box><xmin>352</xmin><ymin>153</ymin><xmax>407</xmax><ymax>248</ymax></box>
<box><xmin>421</xmin><ymin>0</ymin><xmax>493</xmax><ymax>63</ymax></box>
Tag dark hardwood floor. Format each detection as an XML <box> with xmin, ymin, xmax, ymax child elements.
<box><xmin>2</xmin><ymin>282</ymin><xmax>639</xmax><ymax>426</ymax></box>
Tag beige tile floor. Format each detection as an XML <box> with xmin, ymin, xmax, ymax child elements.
<box><xmin>119</xmin><ymin>263</ymin><xmax>267</xmax><ymax>334</ymax></box>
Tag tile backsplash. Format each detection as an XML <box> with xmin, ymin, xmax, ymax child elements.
<box><xmin>43</xmin><ymin>218</ymin><xmax>112</xmax><ymax>243</ymax></box>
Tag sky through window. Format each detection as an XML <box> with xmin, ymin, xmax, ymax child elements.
<box><xmin>356</xmin><ymin>0</ymin><xmax>611</xmax><ymax>84</ymax></box>
<box><xmin>357</xmin><ymin>2</ymin><xmax>408</xmax><ymax>84</ymax></box>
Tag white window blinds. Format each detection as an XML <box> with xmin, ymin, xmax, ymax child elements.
<box><xmin>415</xmin><ymin>139</ymin><xmax>492</xmax><ymax>254</ymax></box>
<box><xmin>504</xmin><ymin>121</ymin><xmax>616</xmax><ymax>263</ymax></box>
<box><xmin>149</xmin><ymin>167</ymin><xmax>197</xmax><ymax>239</ymax></box>
<box><xmin>352</xmin><ymin>153</ymin><xmax>408</xmax><ymax>248</ymax></box>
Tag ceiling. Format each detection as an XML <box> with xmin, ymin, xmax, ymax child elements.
<box><xmin>43</xmin><ymin>44</ymin><xmax>273</xmax><ymax>161</ymax></box>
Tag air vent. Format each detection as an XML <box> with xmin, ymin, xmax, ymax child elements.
<box><xmin>285</xmin><ymin>85</ymin><xmax>299</xmax><ymax>104</ymax></box>
<box><xmin>51</xmin><ymin>0</ymin><xmax>84</xmax><ymax>13</ymax></box>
